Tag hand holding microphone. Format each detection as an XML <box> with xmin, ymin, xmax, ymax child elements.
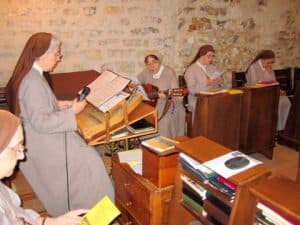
<box><xmin>72</xmin><ymin>87</ymin><xmax>91</xmax><ymax>114</ymax></box>
<box><xmin>77</xmin><ymin>86</ymin><xmax>91</xmax><ymax>102</ymax></box>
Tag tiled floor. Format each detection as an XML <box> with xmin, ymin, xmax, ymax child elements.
<box><xmin>9</xmin><ymin>142</ymin><xmax>299</xmax><ymax>221</ymax></box>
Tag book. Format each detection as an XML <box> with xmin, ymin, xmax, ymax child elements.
<box><xmin>83</xmin><ymin>70</ymin><xmax>130</xmax><ymax>109</ymax></box>
<box><xmin>127</xmin><ymin>118</ymin><xmax>155</xmax><ymax>134</ymax></box>
<box><xmin>182</xmin><ymin>192</ymin><xmax>205</xmax><ymax>216</ymax></box>
<box><xmin>207</xmin><ymin>177</ymin><xmax>235</xmax><ymax>200</ymax></box>
<box><xmin>216</xmin><ymin>176</ymin><xmax>237</xmax><ymax>191</ymax></box>
<box><xmin>179</xmin><ymin>153</ymin><xmax>217</xmax><ymax>180</ymax></box>
<box><xmin>204</xmin><ymin>199</ymin><xmax>229</xmax><ymax>225</ymax></box>
<box><xmin>110</xmin><ymin>127</ymin><xmax>129</xmax><ymax>139</ymax></box>
<box><xmin>181</xmin><ymin>174</ymin><xmax>207</xmax><ymax>199</ymax></box>
<box><xmin>141</xmin><ymin>135</ymin><xmax>179</xmax><ymax>156</ymax></box>
<box><xmin>255</xmin><ymin>212</ymin><xmax>276</xmax><ymax>225</ymax></box>
<box><xmin>80</xmin><ymin>196</ymin><xmax>120</xmax><ymax>225</ymax></box>
<box><xmin>206</xmin><ymin>192</ymin><xmax>231</xmax><ymax>215</ymax></box>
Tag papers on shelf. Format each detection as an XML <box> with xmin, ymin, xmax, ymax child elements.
<box><xmin>246</xmin><ymin>81</ymin><xmax>279</xmax><ymax>88</ymax></box>
<box><xmin>203</xmin><ymin>151</ymin><xmax>262</xmax><ymax>178</ymax></box>
<box><xmin>179</xmin><ymin>153</ymin><xmax>215</xmax><ymax>176</ymax></box>
<box><xmin>110</xmin><ymin>127</ymin><xmax>129</xmax><ymax>139</ymax></box>
<box><xmin>117</xmin><ymin>149</ymin><xmax>142</xmax><ymax>174</ymax></box>
<box><xmin>127</xmin><ymin>118</ymin><xmax>155</xmax><ymax>134</ymax></box>
<box><xmin>199</xmin><ymin>88</ymin><xmax>228</xmax><ymax>95</ymax></box>
<box><xmin>81</xmin><ymin>196</ymin><xmax>120</xmax><ymax>225</ymax></box>
<box><xmin>227</xmin><ymin>89</ymin><xmax>243</xmax><ymax>95</ymax></box>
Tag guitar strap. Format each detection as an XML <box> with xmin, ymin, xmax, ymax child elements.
<box><xmin>158</xmin><ymin>92</ymin><xmax>171</xmax><ymax>121</ymax></box>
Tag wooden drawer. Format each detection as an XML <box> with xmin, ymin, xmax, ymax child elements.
<box><xmin>113</xmin><ymin>161</ymin><xmax>151</xmax><ymax>224</ymax></box>
<box><xmin>112</xmin><ymin>155</ymin><xmax>174</xmax><ymax>225</ymax></box>
<box><xmin>116</xmin><ymin>198</ymin><xmax>142</xmax><ymax>225</ymax></box>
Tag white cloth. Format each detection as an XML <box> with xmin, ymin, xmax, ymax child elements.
<box><xmin>152</xmin><ymin>65</ymin><xmax>164</xmax><ymax>79</ymax></box>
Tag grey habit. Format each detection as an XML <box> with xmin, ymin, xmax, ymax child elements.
<box><xmin>246</xmin><ymin>60</ymin><xmax>291</xmax><ymax>131</ymax></box>
<box><xmin>19</xmin><ymin>68</ymin><xmax>114</xmax><ymax>216</ymax></box>
<box><xmin>184</xmin><ymin>62</ymin><xmax>220</xmax><ymax>115</ymax></box>
<box><xmin>137</xmin><ymin>65</ymin><xmax>185</xmax><ymax>138</ymax></box>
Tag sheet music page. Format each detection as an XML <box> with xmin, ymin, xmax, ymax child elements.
<box><xmin>98</xmin><ymin>91</ymin><xmax>129</xmax><ymax>112</ymax></box>
<box><xmin>86</xmin><ymin>70</ymin><xmax>130</xmax><ymax>107</ymax></box>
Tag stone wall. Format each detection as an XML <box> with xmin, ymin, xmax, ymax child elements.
<box><xmin>0</xmin><ymin>0</ymin><xmax>299</xmax><ymax>86</ymax></box>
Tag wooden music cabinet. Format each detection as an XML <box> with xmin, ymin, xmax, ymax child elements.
<box><xmin>191</xmin><ymin>91</ymin><xmax>243</xmax><ymax>150</ymax></box>
<box><xmin>249</xmin><ymin>176</ymin><xmax>300</xmax><ymax>224</ymax></box>
<box><xmin>239</xmin><ymin>85</ymin><xmax>279</xmax><ymax>158</ymax></box>
<box><xmin>111</xmin><ymin>155</ymin><xmax>174</xmax><ymax>225</ymax></box>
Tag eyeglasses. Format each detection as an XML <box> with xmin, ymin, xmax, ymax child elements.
<box><xmin>146</xmin><ymin>60</ymin><xmax>159</xmax><ymax>66</ymax></box>
<box><xmin>55</xmin><ymin>53</ymin><xmax>63</xmax><ymax>60</ymax></box>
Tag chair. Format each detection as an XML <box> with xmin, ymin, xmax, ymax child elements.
<box><xmin>274</xmin><ymin>67</ymin><xmax>293</xmax><ymax>95</ymax></box>
<box><xmin>178</xmin><ymin>75</ymin><xmax>193</xmax><ymax>137</ymax></box>
<box><xmin>232</xmin><ymin>71</ymin><xmax>246</xmax><ymax>88</ymax></box>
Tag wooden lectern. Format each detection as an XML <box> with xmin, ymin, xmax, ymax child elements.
<box><xmin>191</xmin><ymin>91</ymin><xmax>243</xmax><ymax>150</ymax></box>
<box><xmin>239</xmin><ymin>85</ymin><xmax>279</xmax><ymax>158</ymax></box>
<box><xmin>278</xmin><ymin>82</ymin><xmax>300</xmax><ymax>150</ymax></box>
<box><xmin>76</xmin><ymin>96</ymin><xmax>158</xmax><ymax>146</ymax></box>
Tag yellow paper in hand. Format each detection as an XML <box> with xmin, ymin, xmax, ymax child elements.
<box><xmin>81</xmin><ymin>196</ymin><xmax>120</xmax><ymax>225</ymax></box>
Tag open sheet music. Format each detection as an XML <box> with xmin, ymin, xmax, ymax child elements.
<box><xmin>85</xmin><ymin>70</ymin><xmax>130</xmax><ymax>111</ymax></box>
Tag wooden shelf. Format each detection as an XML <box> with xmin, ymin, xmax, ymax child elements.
<box><xmin>250</xmin><ymin>176</ymin><xmax>300</xmax><ymax>224</ymax></box>
<box><xmin>168</xmin><ymin>136</ymin><xmax>271</xmax><ymax>225</ymax></box>
<box><xmin>76</xmin><ymin>101</ymin><xmax>158</xmax><ymax>146</ymax></box>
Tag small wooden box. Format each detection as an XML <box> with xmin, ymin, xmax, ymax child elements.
<box><xmin>142</xmin><ymin>146</ymin><xmax>178</xmax><ymax>188</ymax></box>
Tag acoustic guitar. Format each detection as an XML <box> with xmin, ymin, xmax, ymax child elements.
<box><xmin>142</xmin><ymin>83</ymin><xmax>188</xmax><ymax>107</ymax></box>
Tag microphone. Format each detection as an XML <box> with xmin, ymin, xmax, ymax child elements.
<box><xmin>77</xmin><ymin>86</ymin><xmax>91</xmax><ymax>102</ymax></box>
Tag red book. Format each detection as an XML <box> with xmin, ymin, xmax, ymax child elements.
<box><xmin>216</xmin><ymin>176</ymin><xmax>237</xmax><ymax>191</ymax></box>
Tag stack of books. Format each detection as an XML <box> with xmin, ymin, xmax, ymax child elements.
<box><xmin>205</xmin><ymin>192</ymin><xmax>231</xmax><ymax>225</ymax></box>
<box><xmin>141</xmin><ymin>135</ymin><xmax>178</xmax><ymax>156</ymax></box>
<box><xmin>179</xmin><ymin>153</ymin><xmax>217</xmax><ymax>181</ymax></box>
<box><xmin>255</xmin><ymin>202</ymin><xmax>299</xmax><ymax>225</ymax></box>
<box><xmin>207</xmin><ymin>176</ymin><xmax>236</xmax><ymax>200</ymax></box>
<box><xmin>181</xmin><ymin>174</ymin><xmax>207</xmax><ymax>217</ymax></box>
<box><xmin>179</xmin><ymin>153</ymin><xmax>237</xmax><ymax>200</ymax></box>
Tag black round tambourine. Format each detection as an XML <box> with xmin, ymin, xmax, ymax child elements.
<box><xmin>224</xmin><ymin>156</ymin><xmax>250</xmax><ymax>170</ymax></box>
